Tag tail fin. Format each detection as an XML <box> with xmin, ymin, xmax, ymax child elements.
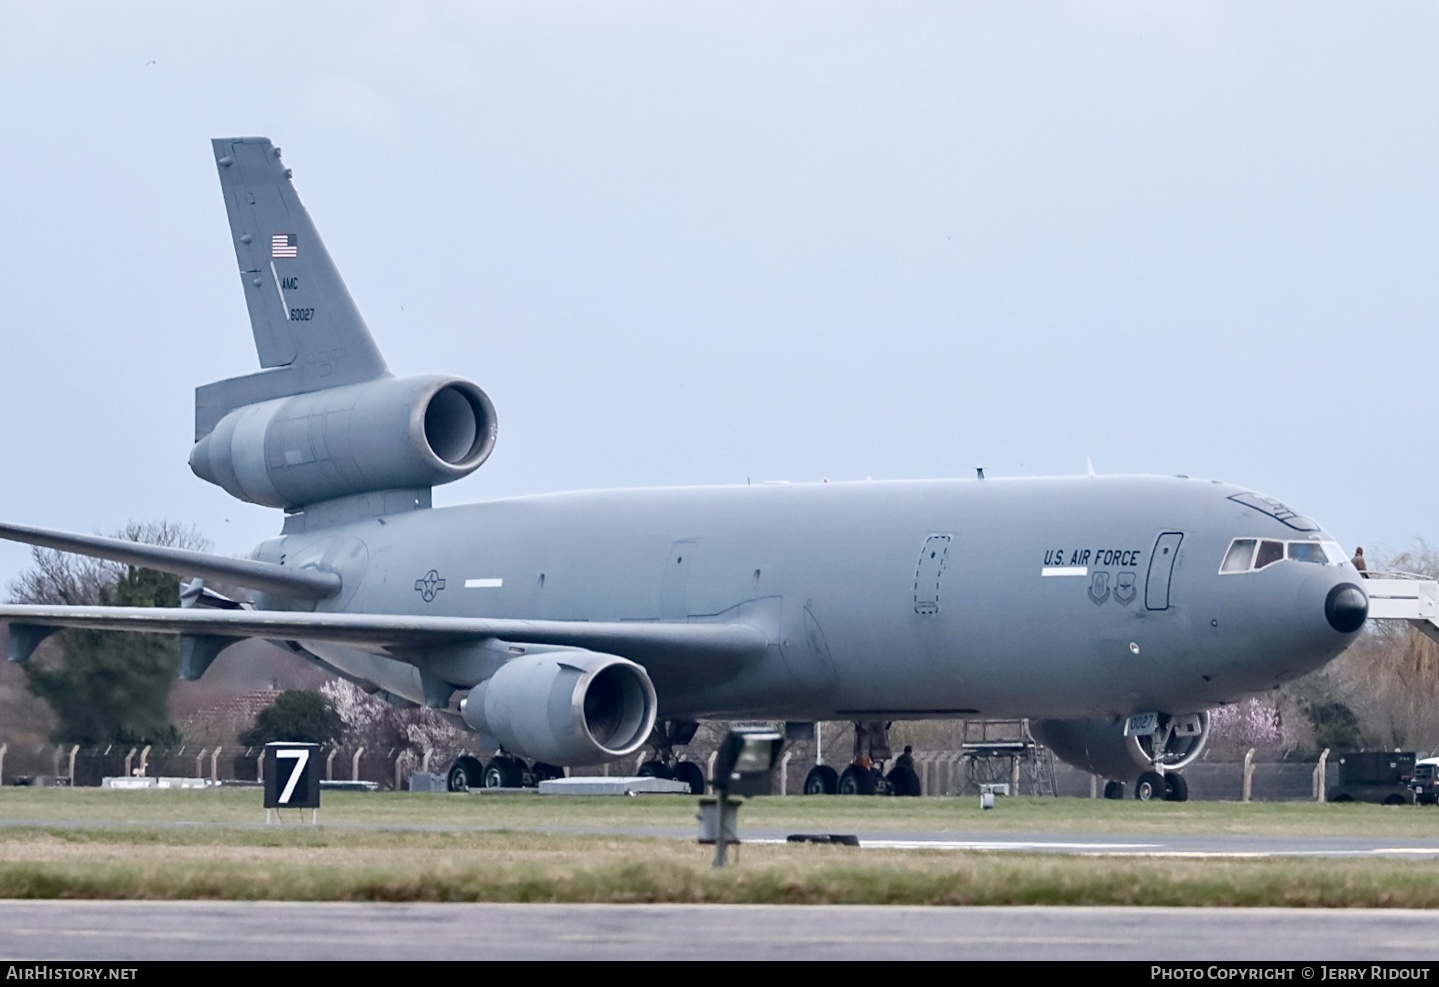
<box><xmin>197</xmin><ymin>137</ymin><xmax>389</xmax><ymax>439</ymax></box>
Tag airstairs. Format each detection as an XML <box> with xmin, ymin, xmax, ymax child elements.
<box><xmin>1362</xmin><ymin>574</ymin><xmax>1439</xmax><ymax>644</ymax></box>
<box><xmin>960</xmin><ymin>719</ymin><xmax>1057</xmax><ymax>797</ymax></box>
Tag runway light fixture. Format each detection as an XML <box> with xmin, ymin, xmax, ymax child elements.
<box><xmin>699</xmin><ymin>727</ymin><xmax>786</xmax><ymax>868</ymax></box>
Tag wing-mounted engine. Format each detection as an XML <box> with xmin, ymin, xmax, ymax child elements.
<box><xmin>1031</xmin><ymin>712</ymin><xmax>1210</xmax><ymax>782</ymax></box>
<box><xmin>190</xmin><ymin>374</ymin><xmax>496</xmax><ymax>510</ymax></box>
<box><xmin>461</xmin><ymin>649</ymin><xmax>658</xmax><ymax>766</ymax></box>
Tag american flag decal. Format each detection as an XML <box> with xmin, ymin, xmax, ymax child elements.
<box><xmin>271</xmin><ymin>233</ymin><xmax>298</xmax><ymax>258</ymax></box>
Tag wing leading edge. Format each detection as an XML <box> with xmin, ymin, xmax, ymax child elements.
<box><xmin>0</xmin><ymin>521</ymin><xmax>339</xmax><ymax>601</ymax></box>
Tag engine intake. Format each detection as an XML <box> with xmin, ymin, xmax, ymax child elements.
<box><xmin>461</xmin><ymin>650</ymin><xmax>658</xmax><ymax>766</ymax></box>
<box><xmin>190</xmin><ymin>374</ymin><xmax>496</xmax><ymax>509</ymax></box>
<box><xmin>1031</xmin><ymin>712</ymin><xmax>1210</xmax><ymax>782</ymax></box>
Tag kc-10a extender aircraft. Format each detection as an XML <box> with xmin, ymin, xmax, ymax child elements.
<box><xmin>0</xmin><ymin>138</ymin><xmax>1370</xmax><ymax>801</ymax></box>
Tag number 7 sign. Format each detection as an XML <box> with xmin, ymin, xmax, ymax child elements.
<box><xmin>263</xmin><ymin>742</ymin><xmax>321</xmax><ymax>810</ymax></box>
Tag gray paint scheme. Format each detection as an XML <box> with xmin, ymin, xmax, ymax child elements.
<box><xmin>0</xmin><ymin>138</ymin><xmax>1367</xmax><ymax>775</ymax></box>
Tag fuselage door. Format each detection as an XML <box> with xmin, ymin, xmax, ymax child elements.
<box><xmin>1145</xmin><ymin>531</ymin><xmax>1183</xmax><ymax>611</ymax></box>
<box><xmin>914</xmin><ymin>534</ymin><xmax>952</xmax><ymax>615</ymax></box>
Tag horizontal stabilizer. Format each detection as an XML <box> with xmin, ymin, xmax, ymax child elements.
<box><xmin>0</xmin><ymin>605</ymin><xmax>769</xmax><ymax>679</ymax></box>
<box><xmin>0</xmin><ymin>522</ymin><xmax>340</xmax><ymax>601</ymax></box>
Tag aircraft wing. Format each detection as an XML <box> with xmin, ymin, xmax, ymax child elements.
<box><xmin>0</xmin><ymin>604</ymin><xmax>769</xmax><ymax>676</ymax></box>
<box><xmin>0</xmin><ymin>521</ymin><xmax>339</xmax><ymax>601</ymax></box>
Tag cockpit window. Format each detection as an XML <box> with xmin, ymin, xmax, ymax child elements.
<box><xmin>1254</xmin><ymin>540</ymin><xmax>1285</xmax><ymax>569</ymax></box>
<box><xmin>1220</xmin><ymin>537</ymin><xmax>1351</xmax><ymax>573</ymax></box>
<box><xmin>1322</xmin><ymin>541</ymin><xmax>1349</xmax><ymax>565</ymax></box>
<box><xmin>1220</xmin><ymin>539</ymin><xmax>1257</xmax><ymax>573</ymax></box>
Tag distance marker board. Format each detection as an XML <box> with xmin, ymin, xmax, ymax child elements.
<box><xmin>263</xmin><ymin>742</ymin><xmax>321</xmax><ymax>810</ymax></box>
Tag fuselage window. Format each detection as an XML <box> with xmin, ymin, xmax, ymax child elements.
<box><xmin>1254</xmin><ymin>540</ymin><xmax>1285</xmax><ymax>569</ymax></box>
<box><xmin>1220</xmin><ymin>539</ymin><xmax>1257</xmax><ymax>573</ymax></box>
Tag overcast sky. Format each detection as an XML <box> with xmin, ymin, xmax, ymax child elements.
<box><xmin>0</xmin><ymin>3</ymin><xmax>1434</xmax><ymax>586</ymax></box>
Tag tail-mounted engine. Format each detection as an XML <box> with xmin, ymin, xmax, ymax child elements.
<box><xmin>189</xmin><ymin>374</ymin><xmax>496</xmax><ymax>509</ymax></box>
<box><xmin>461</xmin><ymin>650</ymin><xmax>658</xmax><ymax>766</ymax></box>
<box><xmin>1031</xmin><ymin>712</ymin><xmax>1210</xmax><ymax>782</ymax></box>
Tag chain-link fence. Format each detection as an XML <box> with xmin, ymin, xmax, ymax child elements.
<box><xmin>0</xmin><ymin>739</ymin><xmax>1345</xmax><ymax>801</ymax></box>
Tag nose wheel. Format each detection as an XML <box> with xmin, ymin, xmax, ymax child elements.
<box><xmin>1134</xmin><ymin>769</ymin><xmax>1189</xmax><ymax>802</ymax></box>
<box><xmin>1163</xmin><ymin>772</ymin><xmax>1189</xmax><ymax>802</ymax></box>
<box><xmin>1134</xmin><ymin>771</ymin><xmax>1165</xmax><ymax>801</ymax></box>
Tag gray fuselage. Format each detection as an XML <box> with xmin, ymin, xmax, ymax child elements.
<box><xmin>255</xmin><ymin>474</ymin><xmax>1362</xmax><ymax>723</ymax></box>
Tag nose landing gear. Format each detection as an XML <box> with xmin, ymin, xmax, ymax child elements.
<box><xmin>1132</xmin><ymin>769</ymin><xmax>1190</xmax><ymax>801</ymax></box>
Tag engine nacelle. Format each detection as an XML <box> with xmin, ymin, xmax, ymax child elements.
<box><xmin>190</xmin><ymin>374</ymin><xmax>496</xmax><ymax>509</ymax></box>
<box><xmin>461</xmin><ymin>650</ymin><xmax>658</xmax><ymax>766</ymax></box>
<box><xmin>1031</xmin><ymin>712</ymin><xmax>1210</xmax><ymax>782</ymax></box>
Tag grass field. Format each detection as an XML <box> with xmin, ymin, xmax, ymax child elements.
<box><xmin>2</xmin><ymin>788</ymin><xmax>1438</xmax><ymax>906</ymax></box>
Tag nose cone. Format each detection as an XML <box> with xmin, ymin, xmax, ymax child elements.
<box><xmin>1325</xmin><ymin>583</ymin><xmax>1368</xmax><ymax>634</ymax></box>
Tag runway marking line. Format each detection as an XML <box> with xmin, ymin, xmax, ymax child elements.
<box><xmin>758</xmin><ymin>840</ymin><xmax>1439</xmax><ymax>858</ymax></box>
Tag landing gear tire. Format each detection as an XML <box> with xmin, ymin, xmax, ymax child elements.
<box><xmin>637</xmin><ymin>760</ymin><xmax>674</xmax><ymax>780</ymax></box>
<box><xmin>838</xmin><ymin>765</ymin><xmax>878</xmax><ymax>796</ymax></box>
<box><xmin>1103</xmin><ymin>780</ymin><xmax>1125</xmax><ymax>800</ymax></box>
<box><xmin>1134</xmin><ymin>771</ymin><xmax>1165</xmax><ymax>802</ymax></box>
<box><xmin>1384</xmin><ymin>794</ymin><xmax>1409</xmax><ymax>806</ymax></box>
<box><xmin>483</xmin><ymin>756</ymin><xmax>524</xmax><ymax>789</ymax></box>
<box><xmin>804</xmin><ymin>765</ymin><xmax>839</xmax><ymax>795</ymax></box>
<box><xmin>447</xmin><ymin>755</ymin><xmax>483</xmax><ymax>792</ymax></box>
<box><xmin>1163</xmin><ymin>773</ymin><xmax>1189</xmax><ymax>802</ymax></box>
<box><xmin>672</xmin><ymin>761</ymin><xmax>705</xmax><ymax>794</ymax></box>
<box><xmin>531</xmin><ymin>762</ymin><xmax>565</xmax><ymax>783</ymax></box>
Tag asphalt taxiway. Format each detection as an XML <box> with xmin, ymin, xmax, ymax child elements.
<box><xmin>8</xmin><ymin>810</ymin><xmax>1439</xmax><ymax>960</ymax></box>
<box><xmin>4</xmin><ymin>902</ymin><xmax>1439</xmax><ymax>961</ymax></box>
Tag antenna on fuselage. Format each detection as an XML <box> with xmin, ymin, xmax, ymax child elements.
<box><xmin>1086</xmin><ymin>458</ymin><xmax>1096</xmax><ymax>477</ymax></box>
<box><xmin>975</xmin><ymin>467</ymin><xmax>985</xmax><ymax>479</ymax></box>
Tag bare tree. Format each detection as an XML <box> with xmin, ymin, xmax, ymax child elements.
<box><xmin>4</xmin><ymin>521</ymin><xmax>212</xmax><ymax>746</ymax></box>
<box><xmin>8</xmin><ymin>520</ymin><xmax>210</xmax><ymax>605</ymax></box>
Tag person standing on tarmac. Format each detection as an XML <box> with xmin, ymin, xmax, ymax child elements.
<box><xmin>888</xmin><ymin>745</ymin><xmax>921</xmax><ymax>796</ymax></box>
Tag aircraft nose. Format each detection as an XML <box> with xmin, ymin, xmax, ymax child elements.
<box><xmin>1325</xmin><ymin>582</ymin><xmax>1368</xmax><ymax>634</ymax></box>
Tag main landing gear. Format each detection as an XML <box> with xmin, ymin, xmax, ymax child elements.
<box><xmin>635</xmin><ymin>719</ymin><xmax>707</xmax><ymax>795</ymax></box>
<box><xmin>803</xmin><ymin>720</ymin><xmax>921</xmax><ymax>797</ymax></box>
<box><xmin>446</xmin><ymin>752</ymin><xmax>564</xmax><ymax>791</ymax></box>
